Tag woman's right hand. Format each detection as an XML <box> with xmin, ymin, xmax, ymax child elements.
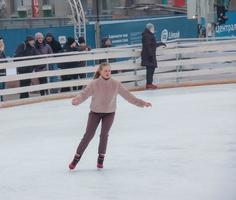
<box><xmin>144</xmin><ymin>102</ymin><xmax>152</xmax><ymax>107</ymax></box>
<box><xmin>72</xmin><ymin>98</ymin><xmax>80</xmax><ymax>106</ymax></box>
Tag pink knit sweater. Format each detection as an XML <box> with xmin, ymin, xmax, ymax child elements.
<box><xmin>75</xmin><ymin>76</ymin><xmax>146</xmax><ymax>113</ymax></box>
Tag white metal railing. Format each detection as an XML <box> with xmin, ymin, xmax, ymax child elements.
<box><xmin>0</xmin><ymin>37</ymin><xmax>236</xmax><ymax>107</ymax></box>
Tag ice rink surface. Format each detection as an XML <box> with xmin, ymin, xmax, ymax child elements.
<box><xmin>0</xmin><ymin>84</ymin><xmax>236</xmax><ymax>200</ymax></box>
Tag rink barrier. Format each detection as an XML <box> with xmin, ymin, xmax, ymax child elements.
<box><xmin>0</xmin><ymin>37</ymin><xmax>236</xmax><ymax>107</ymax></box>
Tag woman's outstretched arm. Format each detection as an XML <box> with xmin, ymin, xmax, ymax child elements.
<box><xmin>118</xmin><ymin>83</ymin><xmax>152</xmax><ymax>107</ymax></box>
<box><xmin>72</xmin><ymin>83</ymin><xmax>93</xmax><ymax>106</ymax></box>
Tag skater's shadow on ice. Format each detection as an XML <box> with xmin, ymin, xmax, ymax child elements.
<box><xmin>67</xmin><ymin>168</ymin><xmax>113</xmax><ymax>174</ymax></box>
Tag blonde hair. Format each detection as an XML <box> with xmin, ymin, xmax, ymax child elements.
<box><xmin>0</xmin><ymin>39</ymin><xmax>4</xmax><ymax>52</ymax></box>
<box><xmin>93</xmin><ymin>62</ymin><xmax>110</xmax><ymax>79</ymax></box>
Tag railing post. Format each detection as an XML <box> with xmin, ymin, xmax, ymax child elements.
<box><xmin>132</xmin><ymin>49</ymin><xmax>138</xmax><ymax>87</ymax></box>
<box><xmin>0</xmin><ymin>68</ymin><xmax>5</xmax><ymax>101</ymax></box>
<box><xmin>175</xmin><ymin>42</ymin><xmax>182</xmax><ymax>84</ymax></box>
<box><xmin>46</xmin><ymin>64</ymin><xmax>51</xmax><ymax>95</ymax></box>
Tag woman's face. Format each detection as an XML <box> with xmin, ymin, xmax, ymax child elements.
<box><xmin>150</xmin><ymin>27</ymin><xmax>155</xmax><ymax>34</ymax></box>
<box><xmin>105</xmin><ymin>39</ymin><xmax>111</xmax><ymax>47</ymax></box>
<box><xmin>100</xmin><ymin>65</ymin><xmax>111</xmax><ymax>79</ymax></box>
<box><xmin>29</xmin><ymin>40</ymin><xmax>35</xmax><ymax>47</ymax></box>
<box><xmin>0</xmin><ymin>39</ymin><xmax>3</xmax><ymax>47</ymax></box>
<box><xmin>37</xmin><ymin>36</ymin><xmax>44</xmax><ymax>44</ymax></box>
<box><xmin>46</xmin><ymin>36</ymin><xmax>52</xmax><ymax>42</ymax></box>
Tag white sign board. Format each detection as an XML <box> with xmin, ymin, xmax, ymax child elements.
<box><xmin>58</xmin><ymin>36</ymin><xmax>67</xmax><ymax>45</ymax></box>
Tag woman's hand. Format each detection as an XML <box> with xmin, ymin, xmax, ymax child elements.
<box><xmin>72</xmin><ymin>98</ymin><xmax>80</xmax><ymax>106</ymax></box>
<box><xmin>144</xmin><ymin>102</ymin><xmax>152</xmax><ymax>107</ymax></box>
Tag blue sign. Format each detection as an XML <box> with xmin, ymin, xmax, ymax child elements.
<box><xmin>99</xmin><ymin>16</ymin><xmax>198</xmax><ymax>46</ymax></box>
<box><xmin>0</xmin><ymin>15</ymin><xmax>198</xmax><ymax>56</ymax></box>
<box><xmin>215</xmin><ymin>11</ymin><xmax>236</xmax><ymax>37</ymax></box>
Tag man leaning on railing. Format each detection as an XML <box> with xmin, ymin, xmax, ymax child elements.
<box><xmin>34</xmin><ymin>32</ymin><xmax>53</xmax><ymax>96</ymax></box>
<box><xmin>15</xmin><ymin>36</ymin><xmax>38</xmax><ymax>99</ymax></box>
<box><xmin>59</xmin><ymin>36</ymin><xmax>89</xmax><ymax>93</ymax></box>
<box><xmin>45</xmin><ymin>32</ymin><xmax>62</xmax><ymax>94</ymax></box>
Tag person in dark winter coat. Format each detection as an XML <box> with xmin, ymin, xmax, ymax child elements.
<box><xmin>78</xmin><ymin>36</ymin><xmax>91</xmax><ymax>69</ymax></box>
<box><xmin>45</xmin><ymin>33</ymin><xmax>62</xmax><ymax>93</ymax></box>
<box><xmin>15</xmin><ymin>36</ymin><xmax>38</xmax><ymax>99</ymax></box>
<box><xmin>35</xmin><ymin>32</ymin><xmax>53</xmax><ymax>96</ymax></box>
<box><xmin>77</xmin><ymin>36</ymin><xmax>91</xmax><ymax>89</ymax></box>
<box><xmin>99</xmin><ymin>37</ymin><xmax>114</xmax><ymax>64</ymax></box>
<box><xmin>101</xmin><ymin>37</ymin><xmax>112</xmax><ymax>48</ymax></box>
<box><xmin>45</xmin><ymin>33</ymin><xmax>62</xmax><ymax>53</ymax></box>
<box><xmin>59</xmin><ymin>37</ymin><xmax>85</xmax><ymax>92</ymax></box>
<box><xmin>78</xmin><ymin>36</ymin><xmax>91</xmax><ymax>52</ymax></box>
<box><xmin>99</xmin><ymin>37</ymin><xmax>119</xmax><ymax>74</ymax></box>
<box><xmin>0</xmin><ymin>37</ymin><xmax>6</xmax><ymax>75</ymax></box>
<box><xmin>141</xmin><ymin>23</ymin><xmax>166</xmax><ymax>89</ymax></box>
<box><xmin>0</xmin><ymin>37</ymin><xmax>6</xmax><ymax>60</ymax></box>
<box><xmin>0</xmin><ymin>37</ymin><xmax>6</xmax><ymax>101</ymax></box>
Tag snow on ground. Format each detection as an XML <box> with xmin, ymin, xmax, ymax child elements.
<box><xmin>0</xmin><ymin>84</ymin><xmax>236</xmax><ymax>200</ymax></box>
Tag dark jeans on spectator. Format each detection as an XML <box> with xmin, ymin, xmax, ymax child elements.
<box><xmin>17</xmin><ymin>68</ymin><xmax>33</xmax><ymax>99</ymax></box>
<box><xmin>19</xmin><ymin>79</ymin><xmax>31</xmax><ymax>99</ymax></box>
<box><xmin>39</xmin><ymin>77</ymin><xmax>48</xmax><ymax>96</ymax></box>
<box><xmin>146</xmin><ymin>66</ymin><xmax>155</xmax><ymax>84</ymax></box>
<box><xmin>78</xmin><ymin>73</ymin><xmax>86</xmax><ymax>90</ymax></box>
<box><xmin>61</xmin><ymin>74</ymin><xmax>78</xmax><ymax>92</ymax></box>
<box><xmin>0</xmin><ymin>82</ymin><xmax>4</xmax><ymax>101</ymax></box>
<box><xmin>61</xmin><ymin>73</ymin><xmax>86</xmax><ymax>92</ymax></box>
<box><xmin>49</xmin><ymin>64</ymin><xmax>60</xmax><ymax>93</ymax></box>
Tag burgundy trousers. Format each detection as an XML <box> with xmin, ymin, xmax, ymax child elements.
<box><xmin>76</xmin><ymin>111</ymin><xmax>115</xmax><ymax>156</ymax></box>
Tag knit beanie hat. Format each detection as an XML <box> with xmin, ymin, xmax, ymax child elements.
<box><xmin>46</xmin><ymin>33</ymin><xmax>53</xmax><ymax>39</ymax></box>
<box><xmin>26</xmin><ymin>35</ymin><xmax>35</xmax><ymax>41</ymax></box>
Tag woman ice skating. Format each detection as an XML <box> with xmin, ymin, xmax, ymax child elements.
<box><xmin>69</xmin><ymin>63</ymin><xmax>152</xmax><ymax>170</ymax></box>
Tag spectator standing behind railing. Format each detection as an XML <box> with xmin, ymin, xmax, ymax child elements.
<box><xmin>45</xmin><ymin>33</ymin><xmax>62</xmax><ymax>93</ymax></box>
<box><xmin>99</xmin><ymin>37</ymin><xmax>113</xmax><ymax>64</ymax></box>
<box><xmin>141</xmin><ymin>23</ymin><xmax>166</xmax><ymax>90</ymax></box>
<box><xmin>101</xmin><ymin>37</ymin><xmax>112</xmax><ymax>48</ymax></box>
<box><xmin>59</xmin><ymin>37</ymin><xmax>84</xmax><ymax>92</ymax></box>
<box><xmin>99</xmin><ymin>37</ymin><xmax>118</xmax><ymax>74</ymax></box>
<box><xmin>77</xmin><ymin>36</ymin><xmax>91</xmax><ymax>89</ymax></box>
<box><xmin>0</xmin><ymin>36</ymin><xmax>6</xmax><ymax>101</ymax></box>
<box><xmin>45</xmin><ymin>33</ymin><xmax>62</xmax><ymax>53</ymax></box>
<box><xmin>34</xmin><ymin>32</ymin><xmax>53</xmax><ymax>96</ymax></box>
<box><xmin>78</xmin><ymin>36</ymin><xmax>91</xmax><ymax>53</ymax></box>
<box><xmin>15</xmin><ymin>36</ymin><xmax>38</xmax><ymax>99</ymax></box>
